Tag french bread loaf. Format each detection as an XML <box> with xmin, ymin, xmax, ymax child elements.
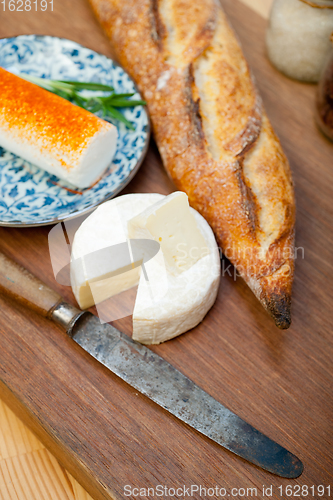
<box><xmin>90</xmin><ymin>0</ymin><xmax>296</xmax><ymax>329</ymax></box>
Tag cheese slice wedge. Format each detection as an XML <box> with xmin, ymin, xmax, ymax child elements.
<box><xmin>0</xmin><ymin>68</ymin><xmax>117</xmax><ymax>188</ymax></box>
<box><xmin>71</xmin><ymin>195</ymin><xmax>150</xmax><ymax>309</ymax></box>
<box><xmin>128</xmin><ymin>191</ymin><xmax>208</xmax><ymax>275</ymax></box>
<box><xmin>70</xmin><ymin>193</ymin><xmax>221</xmax><ymax>344</ymax></box>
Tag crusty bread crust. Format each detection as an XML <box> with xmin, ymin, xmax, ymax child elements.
<box><xmin>90</xmin><ymin>0</ymin><xmax>296</xmax><ymax>328</ymax></box>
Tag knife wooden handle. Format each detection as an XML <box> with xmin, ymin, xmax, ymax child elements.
<box><xmin>0</xmin><ymin>251</ymin><xmax>62</xmax><ymax>318</ymax></box>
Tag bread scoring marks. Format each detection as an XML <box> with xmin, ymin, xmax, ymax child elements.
<box><xmin>232</xmin><ymin>90</ymin><xmax>262</xmax><ymax>239</ymax></box>
<box><xmin>155</xmin><ymin>0</ymin><xmax>216</xmax><ymax>68</ymax></box>
<box><xmin>184</xmin><ymin>64</ymin><xmax>205</xmax><ymax>147</ymax></box>
<box><xmin>234</xmin><ymin>158</ymin><xmax>260</xmax><ymax>237</ymax></box>
<box><xmin>149</xmin><ymin>0</ymin><xmax>166</xmax><ymax>47</ymax></box>
<box><xmin>181</xmin><ymin>15</ymin><xmax>216</xmax><ymax>66</ymax></box>
<box><xmin>230</xmin><ymin>92</ymin><xmax>262</xmax><ymax>239</ymax></box>
<box><xmin>226</xmin><ymin>91</ymin><xmax>263</xmax><ymax>157</ymax></box>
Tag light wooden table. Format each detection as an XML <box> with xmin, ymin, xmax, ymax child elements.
<box><xmin>2</xmin><ymin>1</ymin><xmax>306</xmax><ymax>499</ymax></box>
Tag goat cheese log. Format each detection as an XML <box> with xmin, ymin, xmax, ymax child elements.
<box><xmin>0</xmin><ymin>68</ymin><xmax>117</xmax><ymax>188</ymax></box>
<box><xmin>89</xmin><ymin>0</ymin><xmax>296</xmax><ymax>328</ymax></box>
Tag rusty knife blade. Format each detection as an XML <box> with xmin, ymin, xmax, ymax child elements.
<box><xmin>69</xmin><ymin>312</ymin><xmax>303</xmax><ymax>478</ymax></box>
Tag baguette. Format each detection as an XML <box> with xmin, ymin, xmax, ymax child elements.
<box><xmin>89</xmin><ymin>0</ymin><xmax>296</xmax><ymax>329</ymax></box>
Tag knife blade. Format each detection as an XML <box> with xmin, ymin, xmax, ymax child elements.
<box><xmin>0</xmin><ymin>251</ymin><xmax>303</xmax><ymax>478</ymax></box>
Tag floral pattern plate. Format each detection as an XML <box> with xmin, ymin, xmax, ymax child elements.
<box><xmin>0</xmin><ymin>35</ymin><xmax>150</xmax><ymax>227</ymax></box>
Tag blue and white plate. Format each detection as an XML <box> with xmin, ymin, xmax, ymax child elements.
<box><xmin>0</xmin><ymin>35</ymin><xmax>150</xmax><ymax>227</ymax></box>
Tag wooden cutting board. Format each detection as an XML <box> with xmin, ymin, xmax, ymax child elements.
<box><xmin>0</xmin><ymin>1</ymin><xmax>332</xmax><ymax>499</ymax></box>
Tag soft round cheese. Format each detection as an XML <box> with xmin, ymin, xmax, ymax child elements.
<box><xmin>71</xmin><ymin>193</ymin><xmax>221</xmax><ymax>344</ymax></box>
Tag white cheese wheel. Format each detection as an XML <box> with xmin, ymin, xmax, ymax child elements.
<box><xmin>71</xmin><ymin>193</ymin><xmax>221</xmax><ymax>344</ymax></box>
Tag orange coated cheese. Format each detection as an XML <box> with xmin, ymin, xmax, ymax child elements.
<box><xmin>0</xmin><ymin>67</ymin><xmax>117</xmax><ymax>187</ymax></box>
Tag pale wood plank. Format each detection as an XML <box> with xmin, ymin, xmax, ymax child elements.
<box><xmin>67</xmin><ymin>474</ymin><xmax>94</xmax><ymax>500</ymax></box>
<box><xmin>0</xmin><ymin>450</ymin><xmax>75</xmax><ymax>500</ymax></box>
<box><xmin>0</xmin><ymin>401</ymin><xmax>91</xmax><ymax>500</ymax></box>
<box><xmin>0</xmin><ymin>401</ymin><xmax>44</xmax><ymax>460</ymax></box>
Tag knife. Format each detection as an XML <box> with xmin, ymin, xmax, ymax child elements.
<box><xmin>0</xmin><ymin>251</ymin><xmax>303</xmax><ymax>478</ymax></box>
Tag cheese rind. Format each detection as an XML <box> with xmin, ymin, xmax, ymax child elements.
<box><xmin>128</xmin><ymin>191</ymin><xmax>208</xmax><ymax>275</ymax></box>
<box><xmin>132</xmin><ymin>206</ymin><xmax>221</xmax><ymax>344</ymax></box>
<box><xmin>0</xmin><ymin>68</ymin><xmax>117</xmax><ymax>188</ymax></box>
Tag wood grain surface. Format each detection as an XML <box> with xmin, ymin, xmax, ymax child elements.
<box><xmin>0</xmin><ymin>0</ymin><xmax>332</xmax><ymax>499</ymax></box>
